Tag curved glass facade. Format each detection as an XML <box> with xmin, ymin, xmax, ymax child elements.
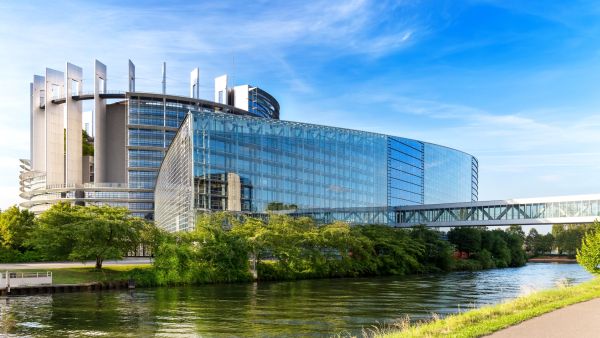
<box><xmin>125</xmin><ymin>94</ymin><xmax>272</xmax><ymax>218</ymax></box>
<box><xmin>248</xmin><ymin>87</ymin><xmax>280</xmax><ymax>119</ymax></box>
<box><xmin>155</xmin><ymin>111</ymin><xmax>478</xmax><ymax>231</ymax></box>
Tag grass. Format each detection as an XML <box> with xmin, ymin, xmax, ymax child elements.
<box><xmin>9</xmin><ymin>264</ymin><xmax>151</xmax><ymax>284</ymax></box>
<box><xmin>378</xmin><ymin>277</ymin><xmax>600</xmax><ymax>338</ymax></box>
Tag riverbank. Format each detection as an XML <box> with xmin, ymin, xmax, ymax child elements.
<box><xmin>3</xmin><ymin>265</ymin><xmax>150</xmax><ymax>285</ymax></box>
<box><xmin>0</xmin><ymin>263</ymin><xmax>590</xmax><ymax>336</ymax></box>
<box><xmin>380</xmin><ymin>277</ymin><xmax>600</xmax><ymax>338</ymax></box>
<box><xmin>528</xmin><ymin>256</ymin><xmax>577</xmax><ymax>263</ymax></box>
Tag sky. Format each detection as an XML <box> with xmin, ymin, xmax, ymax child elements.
<box><xmin>1</xmin><ymin>0</ymin><xmax>600</xmax><ymax>209</ymax></box>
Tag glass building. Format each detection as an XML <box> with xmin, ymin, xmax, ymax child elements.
<box><xmin>20</xmin><ymin>59</ymin><xmax>477</xmax><ymax>231</ymax></box>
<box><xmin>20</xmin><ymin>60</ymin><xmax>279</xmax><ymax>219</ymax></box>
<box><xmin>155</xmin><ymin>111</ymin><xmax>478</xmax><ymax>232</ymax></box>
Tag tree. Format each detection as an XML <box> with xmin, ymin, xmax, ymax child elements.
<box><xmin>231</xmin><ymin>216</ymin><xmax>268</xmax><ymax>279</ymax></box>
<box><xmin>30</xmin><ymin>203</ymin><xmax>144</xmax><ymax>269</ymax></box>
<box><xmin>68</xmin><ymin>205</ymin><xmax>144</xmax><ymax>269</ymax></box>
<box><xmin>82</xmin><ymin>129</ymin><xmax>94</xmax><ymax>156</ymax></box>
<box><xmin>0</xmin><ymin>206</ymin><xmax>35</xmax><ymax>250</ymax></box>
<box><xmin>29</xmin><ymin>202</ymin><xmax>80</xmax><ymax>261</ymax></box>
<box><xmin>553</xmin><ymin>224</ymin><xmax>588</xmax><ymax>256</ymax></box>
<box><xmin>193</xmin><ymin>213</ymin><xmax>250</xmax><ymax>282</ymax></box>
<box><xmin>506</xmin><ymin>225</ymin><xmax>525</xmax><ymax>241</ymax></box>
<box><xmin>525</xmin><ymin>228</ymin><xmax>540</xmax><ymax>254</ymax></box>
<box><xmin>447</xmin><ymin>227</ymin><xmax>481</xmax><ymax>254</ymax></box>
<box><xmin>577</xmin><ymin>221</ymin><xmax>600</xmax><ymax>274</ymax></box>
<box><xmin>539</xmin><ymin>233</ymin><xmax>555</xmax><ymax>255</ymax></box>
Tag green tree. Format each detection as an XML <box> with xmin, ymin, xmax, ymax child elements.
<box><xmin>231</xmin><ymin>216</ymin><xmax>268</xmax><ymax>279</ymax></box>
<box><xmin>0</xmin><ymin>206</ymin><xmax>35</xmax><ymax>250</ymax></box>
<box><xmin>410</xmin><ymin>225</ymin><xmax>453</xmax><ymax>272</ymax></box>
<box><xmin>538</xmin><ymin>233</ymin><xmax>555</xmax><ymax>255</ymax></box>
<box><xmin>506</xmin><ymin>225</ymin><xmax>525</xmax><ymax>241</ymax></box>
<box><xmin>577</xmin><ymin>221</ymin><xmax>600</xmax><ymax>274</ymax></box>
<box><xmin>554</xmin><ymin>224</ymin><xmax>588</xmax><ymax>256</ymax></box>
<box><xmin>82</xmin><ymin>129</ymin><xmax>94</xmax><ymax>156</ymax></box>
<box><xmin>30</xmin><ymin>203</ymin><xmax>144</xmax><ymax>268</ymax></box>
<box><xmin>29</xmin><ymin>202</ymin><xmax>80</xmax><ymax>261</ymax></box>
<box><xmin>525</xmin><ymin>228</ymin><xmax>539</xmax><ymax>254</ymax></box>
<box><xmin>447</xmin><ymin>227</ymin><xmax>482</xmax><ymax>254</ymax></box>
<box><xmin>194</xmin><ymin>213</ymin><xmax>251</xmax><ymax>282</ymax></box>
<box><xmin>68</xmin><ymin>205</ymin><xmax>144</xmax><ymax>269</ymax></box>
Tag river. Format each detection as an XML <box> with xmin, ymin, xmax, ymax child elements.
<box><xmin>0</xmin><ymin>263</ymin><xmax>593</xmax><ymax>337</ymax></box>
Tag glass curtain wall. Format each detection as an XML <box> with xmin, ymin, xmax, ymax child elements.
<box><xmin>423</xmin><ymin>143</ymin><xmax>477</xmax><ymax>204</ymax></box>
<box><xmin>191</xmin><ymin>112</ymin><xmax>389</xmax><ymax>212</ymax></box>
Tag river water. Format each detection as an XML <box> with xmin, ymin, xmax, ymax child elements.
<box><xmin>0</xmin><ymin>263</ymin><xmax>592</xmax><ymax>337</ymax></box>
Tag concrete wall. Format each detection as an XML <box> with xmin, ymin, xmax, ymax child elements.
<box><xmin>65</xmin><ymin>63</ymin><xmax>83</xmax><ymax>184</ymax></box>
<box><xmin>227</xmin><ymin>172</ymin><xmax>241</xmax><ymax>211</ymax></box>
<box><xmin>94</xmin><ymin>60</ymin><xmax>107</xmax><ymax>182</ymax></box>
<box><xmin>82</xmin><ymin>155</ymin><xmax>92</xmax><ymax>183</ymax></box>
<box><xmin>233</xmin><ymin>85</ymin><xmax>249</xmax><ymax>111</ymax></box>
<box><xmin>44</xmin><ymin>68</ymin><xmax>64</xmax><ymax>186</ymax></box>
<box><xmin>214</xmin><ymin>75</ymin><xmax>228</xmax><ymax>104</ymax></box>
<box><xmin>104</xmin><ymin>102</ymin><xmax>127</xmax><ymax>183</ymax></box>
<box><xmin>31</xmin><ymin>75</ymin><xmax>45</xmax><ymax>171</ymax></box>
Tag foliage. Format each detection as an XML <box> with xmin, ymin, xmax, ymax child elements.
<box><xmin>28</xmin><ymin>203</ymin><xmax>80</xmax><ymax>261</ymax></box>
<box><xmin>27</xmin><ymin>203</ymin><xmax>153</xmax><ymax>268</ymax></box>
<box><xmin>447</xmin><ymin>227</ymin><xmax>526</xmax><ymax>269</ymax></box>
<box><xmin>82</xmin><ymin>129</ymin><xmax>94</xmax><ymax>156</ymax></box>
<box><xmin>506</xmin><ymin>225</ymin><xmax>525</xmax><ymax>241</ymax></box>
<box><xmin>525</xmin><ymin>228</ymin><xmax>554</xmax><ymax>257</ymax></box>
<box><xmin>151</xmin><ymin>213</ymin><xmax>252</xmax><ymax>285</ymax></box>
<box><xmin>553</xmin><ymin>224</ymin><xmax>591</xmax><ymax>256</ymax></box>
<box><xmin>447</xmin><ymin>227</ymin><xmax>481</xmax><ymax>254</ymax></box>
<box><xmin>66</xmin><ymin>205</ymin><xmax>145</xmax><ymax>269</ymax></box>
<box><xmin>148</xmin><ymin>214</ymin><xmax>463</xmax><ymax>285</ymax></box>
<box><xmin>0</xmin><ymin>206</ymin><xmax>35</xmax><ymax>250</ymax></box>
<box><xmin>576</xmin><ymin>221</ymin><xmax>600</xmax><ymax>274</ymax></box>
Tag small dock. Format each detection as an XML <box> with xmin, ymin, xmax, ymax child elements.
<box><xmin>0</xmin><ymin>281</ymin><xmax>131</xmax><ymax>296</ymax></box>
<box><xmin>0</xmin><ymin>270</ymin><xmax>133</xmax><ymax>296</ymax></box>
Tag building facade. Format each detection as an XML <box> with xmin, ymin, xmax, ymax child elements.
<box><xmin>20</xmin><ymin>60</ymin><xmax>278</xmax><ymax>219</ymax></box>
<box><xmin>154</xmin><ymin>111</ymin><xmax>478</xmax><ymax>232</ymax></box>
<box><xmin>20</xmin><ymin>59</ymin><xmax>477</xmax><ymax>230</ymax></box>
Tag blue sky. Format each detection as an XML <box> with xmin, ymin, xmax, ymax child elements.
<box><xmin>1</xmin><ymin>0</ymin><xmax>600</xmax><ymax>209</ymax></box>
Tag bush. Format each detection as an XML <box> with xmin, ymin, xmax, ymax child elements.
<box><xmin>577</xmin><ymin>221</ymin><xmax>600</xmax><ymax>274</ymax></box>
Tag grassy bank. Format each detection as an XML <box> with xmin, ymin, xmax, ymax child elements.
<box><xmin>379</xmin><ymin>277</ymin><xmax>600</xmax><ymax>338</ymax></box>
<box><xmin>11</xmin><ymin>265</ymin><xmax>151</xmax><ymax>284</ymax></box>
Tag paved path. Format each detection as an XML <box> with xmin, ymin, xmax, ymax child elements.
<box><xmin>0</xmin><ymin>257</ymin><xmax>152</xmax><ymax>270</ymax></box>
<box><xmin>487</xmin><ymin>298</ymin><xmax>600</xmax><ymax>338</ymax></box>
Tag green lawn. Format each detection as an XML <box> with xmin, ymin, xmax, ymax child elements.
<box><xmin>379</xmin><ymin>277</ymin><xmax>600</xmax><ymax>338</ymax></box>
<box><xmin>11</xmin><ymin>264</ymin><xmax>151</xmax><ymax>285</ymax></box>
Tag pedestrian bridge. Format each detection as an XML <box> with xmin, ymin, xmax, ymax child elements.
<box><xmin>290</xmin><ymin>194</ymin><xmax>600</xmax><ymax>227</ymax></box>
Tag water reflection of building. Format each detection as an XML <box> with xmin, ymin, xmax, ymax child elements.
<box><xmin>194</xmin><ymin>173</ymin><xmax>252</xmax><ymax>212</ymax></box>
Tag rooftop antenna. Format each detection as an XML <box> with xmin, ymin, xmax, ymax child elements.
<box><xmin>161</xmin><ymin>62</ymin><xmax>166</xmax><ymax>94</ymax></box>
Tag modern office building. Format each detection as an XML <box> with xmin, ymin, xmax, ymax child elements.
<box><xmin>19</xmin><ymin>59</ymin><xmax>477</xmax><ymax>230</ymax></box>
<box><xmin>154</xmin><ymin>112</ymin><xmax>478</xmax><ymax>232</ymax></box>
<box><xmin>19</xmin><ymin>60</ymin><xmax>279</xmax><ymax>219</ymax></box>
